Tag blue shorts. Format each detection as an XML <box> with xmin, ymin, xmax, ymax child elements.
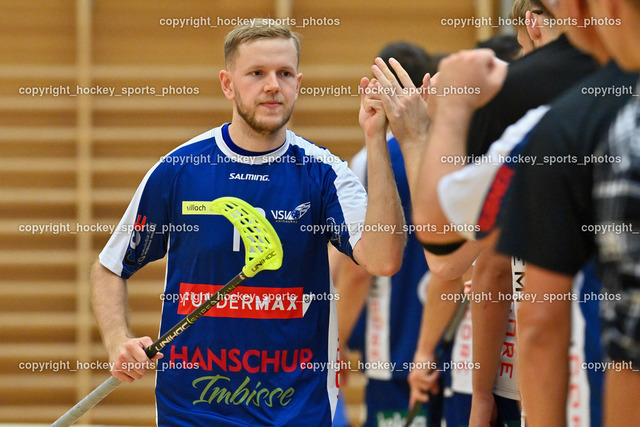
<box><xmin>444</xmin><ymin>391</ymin><xmax>472</xmax><ymax>427</ymax></box>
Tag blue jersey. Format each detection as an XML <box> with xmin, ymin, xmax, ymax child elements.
<box><xmin>99</xmin><ymin>124</ymin><xmax>367</xmax><ymax>426</ymax></box>
<box><xmin>350</xmin><ymin>135</ymin><xmax>428</xmax><ymax>381</ymax></box>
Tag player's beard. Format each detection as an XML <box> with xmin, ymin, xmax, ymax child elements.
<box><xmin>234</xmin><ymin>91</ymin><xmax>294</xmax><ymax>136</ymax></box>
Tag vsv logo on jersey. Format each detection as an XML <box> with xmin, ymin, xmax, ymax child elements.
<box><xmin>271</xmin><ymin>202</ymin><xmax>311</xmax><ymax>223</ymax></box>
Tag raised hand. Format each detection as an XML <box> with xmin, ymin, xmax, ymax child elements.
<box><xmin>358</xmin><ymin>76</ymin><xmax>388</xmax><ymax>139</ymax></box>
<box><xmin>370</xmin><ymin>57</ymin><xmax>431</xmax><ymax>144</ymax></box>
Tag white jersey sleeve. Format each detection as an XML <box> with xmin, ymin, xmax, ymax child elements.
<box><xmin>438</xmin><ymin>106</ymin><xmax>551</xmax><ymax>240</ymax></box>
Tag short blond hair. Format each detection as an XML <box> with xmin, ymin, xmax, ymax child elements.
<box><xmin>510</xmin><ymin>0</ymin><xmax>532</xmax><ymax>21</ymax></box>
<box><xmin>224</xmin><ymin>21</ymin><xmax>300</xmax><ymax>68</ymax></box>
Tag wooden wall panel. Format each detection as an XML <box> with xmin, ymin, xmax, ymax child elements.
<box><xmin>0</xmin><ymin>0</ymin><xmax>76</xmax><ymax>64</ymax></box>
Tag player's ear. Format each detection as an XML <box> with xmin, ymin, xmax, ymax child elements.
<box><xmin>219</xmin><ymin>70</ymin><xmax>234</xmax><ymax>100</ymax></box>
<box><xmin>525</xmin><ymin>10</ymin><xmax>542</xmax><ymax>43</ymax></box>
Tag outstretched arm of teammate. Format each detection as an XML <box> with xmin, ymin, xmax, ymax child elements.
<box><xmin>408</xmin><ymin>273</ymin><xmax>464</xmax><ymax>406</ymax></box>
<box><xmin>371</xmin><ymin>51</ymin><xmax>507</xmax><ymax>245</ymax></box>
<box><xmin>91</xmin><ymin>260</ymin><xmax>161</xmax><ymax>383</ymax></box>
<box><xmin>353</xmin><ymin>77</ymin><xmax>405</xmax><ymax>276</ymax></box>
<box><xmin>517</xmin><ymin>264</ymin><xmax>572</xmax><ymax>426</ymax></box>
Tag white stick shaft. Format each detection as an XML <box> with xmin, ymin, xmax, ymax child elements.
<box><xmin>51</xmin><ymin>376</ymin><xmax>122</xmax><ymax>426</ymax></box>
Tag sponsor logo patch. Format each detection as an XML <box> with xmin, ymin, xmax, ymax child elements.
<box><xmin>177</xmin><ymin>283</ymin><xmax>305</xmax><ymax>319</ymax></box>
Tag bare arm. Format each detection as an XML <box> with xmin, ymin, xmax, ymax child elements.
<box><xmin>414</xmin><ymin>51</ymin><xmax>507</xmax><ymax>245</ymax></box>
<box><xmin>353</xmin><ymin>77</ymin><xmax>405</xmax><ymax>276</ymax></box>
<box><xmin>91</xmin><ymin>260</ymin><xmax>160</xmax><ymax>383</ymax></box>
<box><xmin>468</xmin><ymin>248</ymin><xmax>512</xmax><ymax>426</ymax></box>
<box><xmin>367</xmin><ymin>58</ymin><xmax>433</xmax><ymax>238</ymax></box>
<box><xmin>518</xmin><ymin>264</ymin><xmax>572</xmax><ymax>426</ymax></box>
<box><xmin>408</xmin><ymin>273</ymin><xmax>464</xmax><ymax>406</ymax></box>
<box><xmin>412</xmin><ymin>100</ymin><xmax>474</xmax><ymax>243</ymax></box>
<box><xmin>423</xmin><ymin>240</ymin><xmax>483</xmax><ymax>281</ymax></box>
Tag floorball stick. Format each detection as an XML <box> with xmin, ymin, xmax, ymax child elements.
<box><xmin>404</xmin><ymin>297</ymin><xmax>470</xmax><ymax>427</ymax></box>
<box><xmin>52</xmin><ymin>197</ymin><xmax>283</xmax><ymax>426</ymax></box>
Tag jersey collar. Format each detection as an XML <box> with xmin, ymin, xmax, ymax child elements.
<box><xmin>214</xmin><ymin>123</ymin><xmax>291</xmax><ymax>165</ymax></box>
